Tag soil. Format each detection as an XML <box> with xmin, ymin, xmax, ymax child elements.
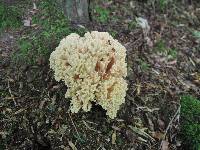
<box><xmin>0</xmin><ymin>0</ymin><xmax>200</xmax><ymax>150</ymax></box>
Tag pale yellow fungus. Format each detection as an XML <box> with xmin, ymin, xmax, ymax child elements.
<box><xmin>49</xmin><ymin>31</ymin><xmax>127</xmax><ymax>119</ymax></box>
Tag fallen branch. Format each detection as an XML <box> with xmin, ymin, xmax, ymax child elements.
<box><xmin>159</xmin><ymin>105</ymin><xmax>181</xmax><ymax>150</ymax></box>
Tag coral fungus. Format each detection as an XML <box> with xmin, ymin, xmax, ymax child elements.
<box><xmin>50</xmin><ymin>31</ymin><xmax>127</xmax><ymax>119</ymax></box>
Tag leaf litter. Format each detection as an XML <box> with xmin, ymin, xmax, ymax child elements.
<box><xmin>0</xmin><ymin>0</ymin><xmax>200</xmax><ymax>149</ymax></box>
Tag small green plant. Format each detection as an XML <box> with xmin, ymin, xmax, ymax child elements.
<box><xmin>13</xmin><ymin>39</ymin><xmax>33</xmax><ymax>64</ymax></box>
<box><xmin>167</xmin><ymin>48</ymin><xmax>177</xmax><ymax>59</ymax></box>
<box><xmin>193</xmin><ymin>30</ymin><xmax>200</xmax><ymax>39</ymax></box>
<box><xmin>180</xmin><ymin>95</ymin><xmax>200</xmax><ymax>150</ymax></box>
<box><xmin>128</xmin><ymin>20</ymin><xmax>137</xmax><ymax>30</ymax></box>
<box><xmin>109</xmin><ymin>29</ymin><xmax>117</xmax><ymax>38</ymax></box>
<box><xmin>0</xmin><ymin>3</ymin><xmax>22</xmax><ymax>31</ymax></box>
<box><xmin>154</xmin><ymin>40</ymin><xmax>178</xmax><ymax>59</ymax></box>
<box><xmin>158</xmin><ymin>0</ymin><xmax>168</xmax><ymax>11</ymax></box>
<box><xmin>154</xmin><ymin>40</ymin><xmax>166</xmax><ymax>53</ymax></box>
<box><xmin>138</xmin><ymin>59</ymin><xmax>150</xmax><ymax>71</ymax></box>
<box><xmin>18</xmin><ymin>40</ymin><xmax>32</xmax><ymax>53</ymax></box>
<box><xmin>94</xmin><ymin>6</ymin><xmax>110</xmax><ymax>23</ymax></box>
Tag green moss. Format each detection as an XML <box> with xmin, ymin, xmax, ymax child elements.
<box><xmin>180</xmin><ymin>95</ymin><xmax>200</xmax><ymax>150</ymax></box>
<box><xmin>13</xmin><ymin>40</ymin><xmax>33</xmax><ymax>64</ymax></box>
<box><xmin>158</xmin><ymin>0</ymin><xmax>168</xmax><ymax>11</ymax></box>
<box><xmin>13</xmin><ymin>0</ymin><xmax>87</xmax><ymax>64</ymax></box>
<box><xmin>108</xmin><ymin>29</ymin><xmax>117</xmax><ymax>38</ymax></box>
<box><xmin>0</xmin><ymin>3</ymin><xmax>22</xmax><ymax>31</ymax></box>
<box><xmin>94</xmin><ymin>6</ymin><xmax>110</xmax><ymax>23</ymax></box>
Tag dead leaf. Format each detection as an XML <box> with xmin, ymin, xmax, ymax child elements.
<box><xmin>136</xmin><ymin>17</ymin><xmax>150</xmax><ymax>36</ymax></box>
<box><xmin>130</xmin><ymin>1</ymin><xmax>135</xmax><ymax>9</ymax></box>
<box><xmin>103</xmin><ymin>1</ymin><xmax>113</xmax><ymax>7</ymax></box>
<box><xmin>112</xmin><ymin>126</ymin><xmax>121</xmax><ymax>131</ymax></box>
<box><xmin>158</xmin><ymin>119</ymin><xmax>165</xmax><ymax>130</ymax></box>
<box><xmin>36</xmin><ymin>56</ymin><xmax>45</xmax><ymax>65</ymax></box>
<box><xmin>167</xmin><ymin>60</ymin><xmax>177</xmax><ymax>65</ymax></box>
<box><xmin>23</xmin><ymin>19</ymin><xmax>31</xmax><ymax>27</ymax></box>
<box><xmin>31</xmin><ymin>24</ymin><xmax>38</xmax><ymax>27</ymax></box>
<box><xmin>152</xmin><ymin>131</ymin><xmax>164</xmax><ymax>140</ymax></box>
<box><xmin>52</xmin><ymin>85</ymin><xmax>60</xmax><ymax>90</ymax></box>
<box><xmin>145</xmin><ymin>37</ymin><xmax>153</xmax><ymax>47</ymax></box>
<box><xmin>77</xmin><ymin>24</ymin><xmax>85</xmax><ymax>29</ymax></box>
<box><xmin>33</xmin><ymin>2</ymin><xmax>37</xmax><ymax>10</ymax></box>
<box><xmin>161</xmin><ymin>140</ymin><xmax>169</xmax><ymax>150</ymax></box>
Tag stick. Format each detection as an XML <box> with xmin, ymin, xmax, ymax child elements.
<box><xmin>68</xmin><ymin>112</ymin><xmax>81</xmax><ymax>140</ymax></box>
<box><xmin>159</xmin><ymin>105</ymin><xmax>181</xmax><ymax>150</ymax></box>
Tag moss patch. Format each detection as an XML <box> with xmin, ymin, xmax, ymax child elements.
<box><xmin>0</xmin><ymin>2</ymin><xmax>22</xmax><ymax>31</ymax></box>
<box><xmin>13</xmin><ymin>0</ymin><xmax>88</xmax><ymax>64</ymax></box>
<box><xmin>180</xmin><ymin>95</ymin><xmax>200</xmax><ymax>150</ymax></box>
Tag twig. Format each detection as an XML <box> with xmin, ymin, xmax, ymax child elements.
<box><xmin>129</xmin><ymin>125</ymin><xmax>155</xmax><ymax>142</ymax></box>
<box><xmin>136</xmin><ymin>106</ymin><xmax>159</xmax><ymax>113</ymax></box>
<box><xmin>7</xmin><ymin>80</ymin><xmax>17</xmax><ymax>106</ymax></box>
<box><xmin>3</xmin><ymin>96</ymin><xmax>19</xmax><ymax>100</ymax></box>
<box><xmin>159</xmin><ymin>105</ymin><xmax>181</xmax><ymax>150</ymax></box>
<box><xmin>3</xmin><ymin>96</ymin><xmax>38</xmax><ymax>100</ymax></box>
<box><xmin>68</xmin><ymin>112</ymin><xmax>81</xmax><ymax>140</ymax></box>
<box><xmin>82</xmin><ymin>120</ymin><xmax>100</xmax><ymax>133</ymax></box>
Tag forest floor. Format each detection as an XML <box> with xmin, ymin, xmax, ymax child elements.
<box><xmin>0</xmin><ymin>0</ymin><xmax>200</xmax><ymax>150</ymax></box>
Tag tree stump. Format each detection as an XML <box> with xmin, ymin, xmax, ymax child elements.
<box><xmin>63</xmin><ymin>0</ymin><xmax>90</xmax><ymax>24</ymax></box>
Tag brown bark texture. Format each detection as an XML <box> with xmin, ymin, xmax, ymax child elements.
<box><xmin>63</xmin><ymin>0</ymin><xmax>90</xmax><ymax>24</ymax></box>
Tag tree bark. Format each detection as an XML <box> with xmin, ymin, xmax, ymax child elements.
<box><xmin>63</xmin><ymin>0</ymin><xmax>90</xmax><ymax>24</ymax></box>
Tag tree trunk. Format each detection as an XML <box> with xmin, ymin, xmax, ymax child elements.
<box><xmin>63</xmin><ymin>0</ymin><xmax>90</xmax><ymax>24</ymax></box>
